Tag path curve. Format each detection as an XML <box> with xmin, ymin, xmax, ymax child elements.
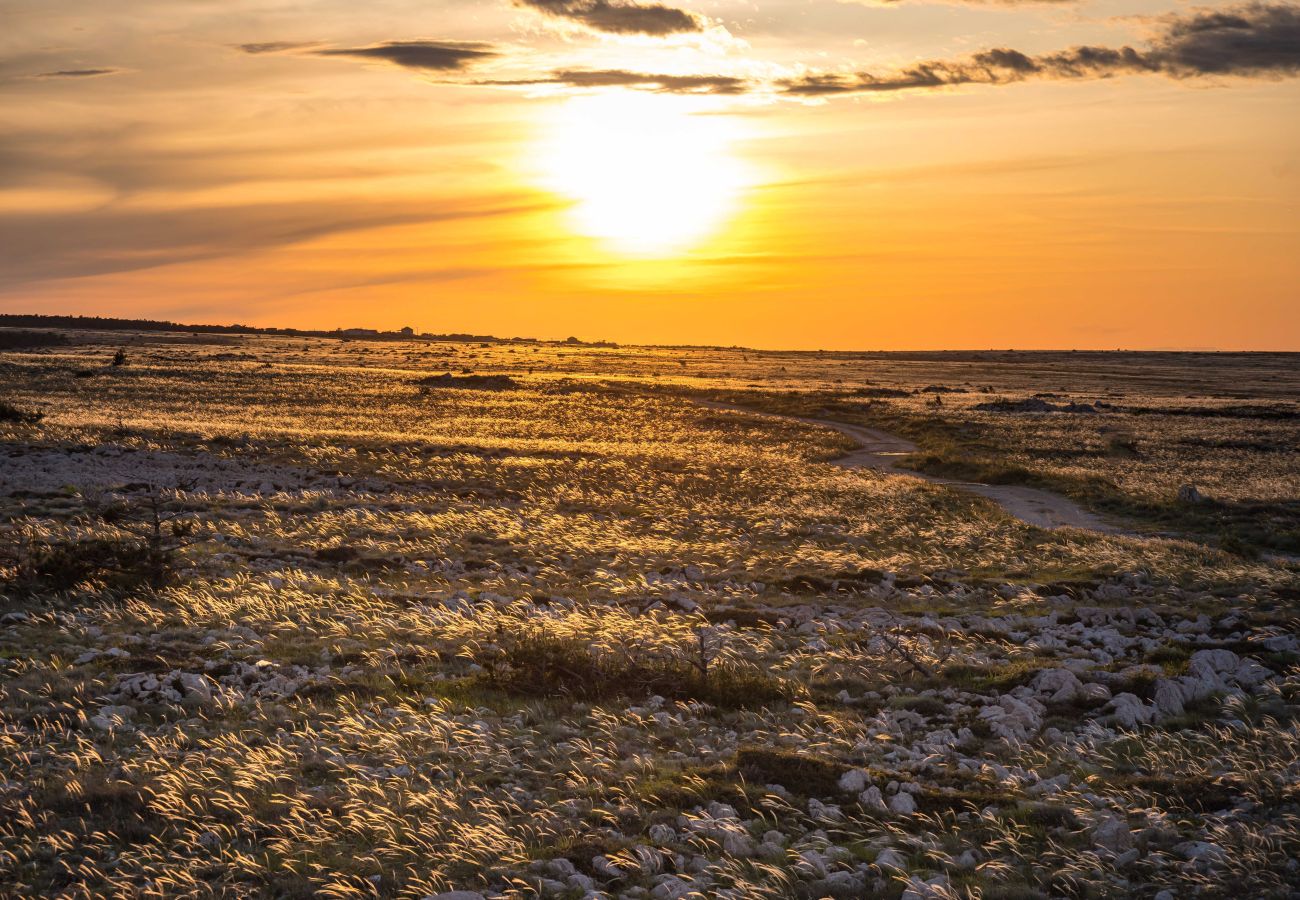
<box><xmin>699</xmin><ymin>401</ymin><xmax>1120</xmax><ymax>533</ymax></box>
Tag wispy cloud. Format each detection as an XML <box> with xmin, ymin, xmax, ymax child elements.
<box><xmin>515</xmin><ymin>0</ymin><xmax>701</xmax><ymax>35</ymax></box>
<box><xmin>34</xmin><ymin>68</ymin><xmax>120</xmax><ymax>79</ymax></box>
<box><xmin>238</xmin><ymin>40</ymin><xmax>497</xmax><ymax>72</ymax></box>
<box><xmin>479</xmin><ymin>68</ymin><xmax>748</xmax><ymax>93</ymax></box>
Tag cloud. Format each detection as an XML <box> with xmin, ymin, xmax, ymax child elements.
<box><xmin>35</xmin><ymin>68</ymin><xmax>120</xmax><ymax>78</ymax></box>
<box><xmin>313</xmin><ymin>40</ymin><xmax>497</xmax><ymax>71</ymax></box>
<box><xmin>237</xmin><ymin>41</ymin><xmax>318</xmax><ymax>55</ymax></box>
<box><xmin>480</xmin><ymin>68</ymin><xmax>749</xmax><ymax>93</ymax></box>
<box><xmin>781</xmin><ymin>2</ymin><xmax>1300</xmax><ymax>94</ymax></box>
<box><xmin>515</xmin><ymin>0</ymin><xmax>701</xmax><ymax>35</ymax></box>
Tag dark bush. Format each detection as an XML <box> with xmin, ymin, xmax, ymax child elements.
<box><xmin>416</xmin><ymin>373</ymin><xmax>519</xmax><ymax>391</ymax></box>
<box><xmin>7</xmin><ymin>536</ymin><xmax>157</xmax><ymax>594</ymax></box>
<box><xmin>474</xmin><ymin>626</ymin><xmax>793</xmax><ymax>708</ymax></box>
<box><xmin>0</xmin><ymin>400</ymin><xmax>43</xmax><ymax>424</ymax></box>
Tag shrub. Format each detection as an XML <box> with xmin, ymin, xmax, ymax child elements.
<box><xmin>472</xmin><ymin>623</ymin><xmax>792</xmax><ymax>708</ymax></box>
<box><xmin>0</xmin><ymin>399</ymin><xmax>43</xmax><ymax>424</ymax></box>
<box><xmin>6</xmin><ymin>536</ymin><xmax>156</xmax><ymax>594</ymax></box>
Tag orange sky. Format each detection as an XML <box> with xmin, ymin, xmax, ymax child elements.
<box><xmin>2</xmin><ymin>0</ymin><xmax>1298</xmax><ymax>349</ymax></box>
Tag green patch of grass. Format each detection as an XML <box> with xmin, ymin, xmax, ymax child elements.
<box><xmin>936</xmin><ymin>659</ymin><xmax>1050</xmax><ymax>694</ymax></box>
<box><xmin>633</xmin><ymin>762</ymin><xmax>751</xmax><ymax>813</ymax></box>
<box><xmin>1145</xmin><ymin>643</ymin><xmax>1193</xmax><ymax>675</ymax></box>
<box><xmin>734</xmin><ymin>747</ymin><xmax>849</xmax><ymax>797</ymax></box>
<box><xmin>888</xmin><ymin>694</ymin><xmax>948</xmax><ymax>717</ymax></box>
<box><xmin>1001</xmin><ymin>801</ymin><xmax>1082</xmax><ymax>829</ymax></box>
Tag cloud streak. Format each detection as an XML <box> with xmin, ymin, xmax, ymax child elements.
<box><xmin>238</xmin><ymin>40</ymin><xmax>498</xmax><ymax>72</ymax></box>
<box><xmin>314</xmin><ymin>40</ymin><xmax>498</xmax><ymax>71</ymax></box>
<box><xmin>515</xmin><ymin>0</ymin><xmax>701</xmax><ymax>35</ymax></box>
<box><xmin>35</xmin><ymin>68</ymin><xmax>120</xmax><ymax>79</ymax></box>
<box><xmin>782</xmin><ymin>2</ymin><xmax>1300</xmax><ymax>94</ymax></box>
<box><xmin>479</xmin><ymin>68</ymin><xmax>747</xmax><ymax>93</ymax></box>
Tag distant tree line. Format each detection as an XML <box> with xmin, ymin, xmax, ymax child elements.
<box><xmin>0</xmin><ymin>314</ymin><xmax>537</xmax><ymax>344</ymax></box>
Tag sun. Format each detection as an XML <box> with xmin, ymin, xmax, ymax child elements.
<box><xmin>535</xmin><ymin>92</ymin><xmax>752</xmax><ymax>256</ymax></box>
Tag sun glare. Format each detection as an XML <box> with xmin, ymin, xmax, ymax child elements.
<box><xmin>535</xmin><ymin>92</ymin><xmax>751</xmax><ymax>256</ymax></box>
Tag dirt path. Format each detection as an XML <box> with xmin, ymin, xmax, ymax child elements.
<box><xmin>699</xmin><ymin>401</ymin><xmax>1120</xmax><ymax>533</ymax></box>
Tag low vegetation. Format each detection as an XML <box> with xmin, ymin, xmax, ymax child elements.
<box><xmin>0</xmin><ymin>333</ymin><xmax>1296</xmax><ymax>897</ymax></box>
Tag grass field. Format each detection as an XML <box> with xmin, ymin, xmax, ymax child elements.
<box><xmin>1</xmin><ymin>332</ymin><xmax>1297</xmax><ymax>898</ymax></box>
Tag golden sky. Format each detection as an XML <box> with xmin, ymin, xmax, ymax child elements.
<box><xmin>2</xmin><ymin>0</ymin><xmax>1298</xmax><ymax>349</ymax></box>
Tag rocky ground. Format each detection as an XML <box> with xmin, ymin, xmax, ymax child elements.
<box><xmin>1</xmin><ymin>334</ymin><xmax>1297</xmax><ymax>898</ymax></box>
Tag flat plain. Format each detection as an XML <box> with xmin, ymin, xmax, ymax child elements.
<box><xmin>1</xmin><ymin>331</ymin><xmax>1298</xmax><ymax>899</ymax></box>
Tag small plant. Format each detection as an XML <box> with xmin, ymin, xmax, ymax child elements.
<box><xmin>0</xmin><ymin>399</ymin><xmax>43</xmax><ymax>424</ymax></box>
<box><xmin>111</xmin><ymin>348</ymin><xmax>128</xmax><ymax>367</ymax></box>
<box><xmin>87</xmin><ymin>485</ymin><xmax>198</xmax><ymax>589</ymax></box>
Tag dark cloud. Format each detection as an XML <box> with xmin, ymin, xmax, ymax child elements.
<box><xmin>313</xmin><ymin>40</ymin><xmax>497</xmax><ymax>71</ymax></box>
<box><xmin>481</xmin><ymin>68</ymin><xmax>748</xmax><ymax>93</ymax></box>
<box><xmin>1153</xmin><ymin>3</ymin><xmax>1300</xmax><ymax>75</ymax></box>
<box><xmin>516</xmin><ymin>0</ymin><xmax>701</xmax><ymax>35</ymax></box>
<box><xmin>35</xmin><ymin>68</ymin><xmax>120</xmax><ymax>78</ymax></box>
<box><xmin>782</xmin><ymin>2</ymin><xmax>1300</xmax><ymax>95</ymax></box>
<box><xmin>236</xmin><ymin>41</ymin><xmax>318</xmax><ymax>55</ymax></box>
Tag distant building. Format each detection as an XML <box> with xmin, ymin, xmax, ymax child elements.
<box><xmin>400</xmin><ymin>326</ymin><xmax>414</xmax><ymax>336</ymax></box>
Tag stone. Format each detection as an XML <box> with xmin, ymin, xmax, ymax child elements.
<box><xmin>1176</xmin><ymin>841</ymin><xmax>1226</xmax><ymax>864</ymax></box>
<box><xmin>1108</xmin><ymin>692</ymin><xmax>1156</xmax><ymax>728</ymax></box>
<box><xmin>1031</xmin><ymin>668</ymin><xmax>1084</xmax><ymax>704</ymax></box>
<box><xmin>1189</xmin><ymin>649</ymin><xmax>1239</xmax><ymax>680</ymax></box>
<box><xmin>1093</xmin><ymin>815</ymin><xmax>1133</xmax><ymax>853</ymax></box>
<box><xmin>1153</xmin><ymin>679</ymin><xmax>1185</xmax><ymax>717</ymax></box>
<box><xmin>888</xmin><ymin>791</ymin><xmax>917</xmax><ymax>814</ymax></box>
<box><xmin>875</xmin><ymin>848</ymin><xmax>907</xmax><ymax>872</ymax></box>
<box><xmin>859</xmin><ymin>786</ymin><xmax>888</xmax><ymax>811</ymax></box>
<box><xmin>838</xmin><ymin>768</ymin><xmax>870</xmax><ymax>793</ymax></box>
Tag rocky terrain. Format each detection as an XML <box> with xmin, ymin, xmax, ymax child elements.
<box><xmin>1</xmin><ymin>333</ymin><xmax>1297</xmax><ymax>898</ymax></box>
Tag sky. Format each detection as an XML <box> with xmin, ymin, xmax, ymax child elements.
<box><xmin>1</xmin><ymin>0</ymin><xmax>1298</xmax><ymax>349</ymax></box>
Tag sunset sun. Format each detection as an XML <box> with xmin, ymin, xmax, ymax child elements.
<box><xmin>535</xmin><ymin>92</ymin><xmax>751</xmax><ymax>256</ymax></box>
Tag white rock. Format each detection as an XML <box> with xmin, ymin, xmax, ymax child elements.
<box><xmin>648</xmin><ymin>824</ymin><xmax>675</xmax><ymax>845</ymax></box>
<box><xmin>177</xmin><ymin>672</ymin><xmax>214</xmax><ymax>702</ymax></box>
<box><xmin>797</xmin><ymin>849</ymin><xmax>828</xmax><ymax>878</ymax></box>
<box><xmin>1092</xmin><ymin>815</ymin><xmax>1133</xmax><ymax>853</ymax></box>
<box><xmin>1176</xmin><ymin>841</ymin><xmax>1226</xmax><ymax>864</ymax></box>
<box><xmin>1153</xmin><ymin>679</ymin><xmax>1185</xmax><ymax>717</ymax></box>
<box><xmin>651</xmin><ymin>875</ymin><xmax>691</xmax><ymax>900</ymax></box>
<box><xmin>1108</xmin><ymin>692</ymin><xmax>1156</xmax><ymax>728</ymax></box>
<box><xmin>722</xmin><ymin>833</ymin><xmax>756</xmax><ymax>857</ymax></box>
<box><xmin>1031</xmin><ymin>668</ymin><xmax>1083</xmax><ymax>704</ymax></box>
<box><xmin>1233</xmin><ymin>659</ymin><xmax>1271</xmax><ymax>688</ymax></box>
<box><xmin>859</xmin><ymin>786</ymin><xmax>888</xmax><ymax>811</ymax></box>
<box><xmin>888</xmin><ymin>791</ymin><xmax>917</xmax><ymax>814</ymax></box>
<box><xmin>838</xmin><ymin>768</ymin><xmax>870</xmax><ymax>793</ymax></box>
<box><xmin>1079</xmin><ymin>682</ymin><xmax>1112</xmax><ymax>703</ymax></box>
<box><xmin>874</xmin><ymin>849</ymin><xmax>907</xmax><ymax>872</ymax></box>
<box><xmin>1189</xmin><ymin>649</ymin><xmax>1239</xmax><ymax>680</ymax></box>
